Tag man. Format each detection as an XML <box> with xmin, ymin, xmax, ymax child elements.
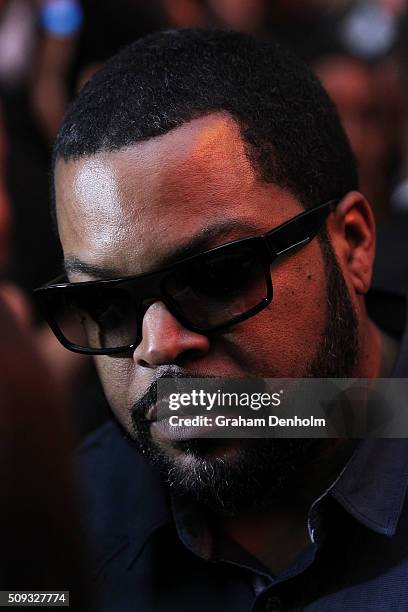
<box><xmin>38</xmin><ymin>29</ymin><xmax>408</xmax><ymax>611</ymax></box>
<box><xmin>313</xmin><ymin>53</ymin><xmax>400</xmax><ymax>223</ymax></box>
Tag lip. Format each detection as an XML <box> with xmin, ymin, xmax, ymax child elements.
<box><xmin>146</xmin><ymin>404</ymin><xmax>157</xmax><ymax>422</ymax></box>
<box><xmin>146</xmin><ymin>398</ymin><xmax>173</xmax><ymax>422</ymax></box>
<box><xmin>146</xmin><ymin>400</ymin><xmax>209</xmax><ymax>423</ymax></box>
<box><xmin>150</xmin><ymin>415</ymin><xmax>218</xmax><ymax>442</ymax></box>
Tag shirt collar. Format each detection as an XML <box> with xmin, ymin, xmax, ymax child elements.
<box><xmin>330</xmin><ymin>290</ymin><xmax>408</xmax><ymax>536</ymax></box>
<box><xmin>331</xmin><ymin>438</ymin><xmax>408</xmax><ymax>536</ymax></box>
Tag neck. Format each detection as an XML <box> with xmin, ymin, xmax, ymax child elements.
<box><xmin>219</xmin><ymin>438</ymin><xmax>356</xmax><ymax>575</ymax></box>
<box><xmin>356</xmin><ymin>312</ymin><xmax>394</xmax><ymax>378</ymax></box>
<box><xmin>220</xmin><ymin>504</ymin><xmax>310</xmax><ymax>575</ymax></box>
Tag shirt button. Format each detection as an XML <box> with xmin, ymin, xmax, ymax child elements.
<box><xmin>265</xmin><ymin>596</ymin><xmax>282</xmax><ymax>611</ymax></box>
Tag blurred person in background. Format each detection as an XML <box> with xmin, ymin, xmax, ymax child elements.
<box><xmin>390</xmin><ymin>6</ymin><xmax>408</xmax><ymax>214</ymax></box>
<box><xmin>313</xmin><ymin>0</ymin><xmax>408</xmax><ymax>223</ymax></box>
<box><xmin>0</xmin><ymin>104</ymin><xmax>89</xmax><ymax>397</ymax></box>
<box><xmin>313</xmin><ymin>53</ymin><xmax>401</xmax><ymax>223</ymax></box>
<box><xmin>0</xmin><ymin>0</ymin><xmax>37</xmax><ymax>89</ymax></box>
<box><xmin>259</xmin><ymin>0</ymin><xmax>350</xmax><ymax>60</ymax></box>
<box><xmin>32</xmin><ymin>0</ymin><xmax>170</xmax><ymax>142</ymax></box>
<box><xmin>0</xmin><ymin>0</ymin><xmax>65</xmax><ymax>295</ymax></box>
<box><xmin>0</xmin><ymin>296</ymin><xmax>90</xmax><ymax>608</ymax></box>
<box><xmin>339</xmin><ymin>0</ymin><xmax>407</xmax><ymax>62</ymax></box>
<box><xmin>0</xmin><ymin>106</ymin><xmax>88</xmax><ymax>607</ymax></box>
<box><xmin>160</xmin><ymin>0</ymin><xmax>207</xmax><ymax>29</ymax></box>
<box><xmin>371</xmin><ymin>11</ymin><xmax>408</xmax><ymax>294</ymax></box>
<box><xmin>0</xmin><ymin>109</ymin><xmax>10</xmax><ymax>271</ymax></box>
<box><xmin>32</xmin><ymin>0</ymin><xmax>83</xmax><ymax>143</ymax></box>
<box><xmin>308</xmin><ymin>1</ymin><xmax>408</xmax><ymax>295</ymax></box>
<box><xmin>205</xmin><ymin>0</ymin><xmax>269</xmax><ymax>34</ymax></box>
<box><xmin>0</xmin><ymin>0</ymin><xmax>115</xmax><ymax>436</ymax></box>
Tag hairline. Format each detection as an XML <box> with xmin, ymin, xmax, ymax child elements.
<box><xmin>51</xmin><ymin>109</ymin><xmax>313</xmax><ymax>235</ymax></box>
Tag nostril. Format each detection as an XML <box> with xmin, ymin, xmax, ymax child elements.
<box><xmin>136</xmin><ymin>357</ymin><xmax>156</xmax><ymax>368</ymax></box>
<box><xmin>133</xmin><ymin>304</ymin><xmax>211</xmax><ymax>367</ymax></box>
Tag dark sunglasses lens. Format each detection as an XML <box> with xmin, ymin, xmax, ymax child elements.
<box><xmin>162</xmin><ymin>245</ymin><xmax>269</xmax><ymax>328</ymax></box>
<box><xmin>46</xmin><ymin>285</ymin><xmax>137</xmax><ymax>350</ymax></box>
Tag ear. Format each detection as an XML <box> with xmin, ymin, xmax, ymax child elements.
<box><xmin>328</xmin><ymin>191</ymin><xmax>376</xmax><ymax>295</ymax></box>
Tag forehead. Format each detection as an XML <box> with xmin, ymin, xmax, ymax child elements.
<box><xmin>55</xmin><ymin>113</ymin><xmax>301</xmax><ymax>277</ymax></box>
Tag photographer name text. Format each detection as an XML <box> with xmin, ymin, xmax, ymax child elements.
<box><xmin>167</xmin><ymin>415</ymin><xmax>326</xmax><ymax>428</ymax></box>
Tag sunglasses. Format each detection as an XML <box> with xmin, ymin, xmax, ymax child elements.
<box><xmin>34</xmin><ymin>199</ymin><xmax>339</xmax><ymax>355</ymax></box>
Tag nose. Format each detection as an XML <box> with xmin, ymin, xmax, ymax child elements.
<box><xmin>133</xmin><ymin>301</ymin><xmax>210</xmax><ymax>367</ymax></box>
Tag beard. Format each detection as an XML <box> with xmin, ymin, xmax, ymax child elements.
<box><xmin>129</xmin><ymin>236</ymin><xmax>360</xmax><ymax>516</ymax></box>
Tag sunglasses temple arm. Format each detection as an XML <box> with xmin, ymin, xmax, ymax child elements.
<box><xmin>273</xmin><ymin>236</ymin><xmax>312</xmax><ymax>257</ymax></box>
<box><xmin>264</xmin><ymin>199</ymin><xmax>338</xmax><ymax>260</ymax></box>
<box><xmin>34</xmin><ymin>273</ymin><xmax>67</xmax><ymax>292</ymax></box>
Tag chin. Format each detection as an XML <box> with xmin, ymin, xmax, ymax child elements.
<box><xmin>159</xmin><ymin>437</ymin><xmax>243</xmax><ymax>464</ymax></box>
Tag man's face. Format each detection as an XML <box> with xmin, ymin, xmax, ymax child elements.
<box><xmin>55</xmin><ymin>114</ymin><xmax>359</xmax><ymax>512</ymax></box>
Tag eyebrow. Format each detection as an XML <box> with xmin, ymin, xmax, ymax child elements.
<box><xmin>64</xmin><ymin>218</ymin><xmax>264</xmax><ymax>280</ymax></box>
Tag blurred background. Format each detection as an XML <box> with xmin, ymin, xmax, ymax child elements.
<box><xmin>0</xmin><ymin>0</ymin><xmax>406</xmax><ymax>596</ymax></box>
<box><xmin>0</xmin><ymin>0</ymin><xmax>407</xmax><ymax>441</ymax></box>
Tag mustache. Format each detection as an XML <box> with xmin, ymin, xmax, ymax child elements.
<box><xmin>131</xmin><ymin>371</ymin><xmax>216</xmax><ymax>421</ymax></box>
<box><xmin>131</xmin><ymin>371</ymin><xmax>273</xmax><ymax>424</ymax></box>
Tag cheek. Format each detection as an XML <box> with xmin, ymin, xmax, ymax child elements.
<box><xmin>221</xmin><ymin>249</ymin><xmax>328</xmax><ymax>376</ymax></box>
<box><xmin>93</xmin><ymin>356</ymin><xmax>135</xmax><ymax>429</ymax></box>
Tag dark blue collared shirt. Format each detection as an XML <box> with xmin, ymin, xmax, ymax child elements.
<box><xmin>76</xmin><ymin>290</ymin><xmax>408</xmax><ymax>611</ymax></box>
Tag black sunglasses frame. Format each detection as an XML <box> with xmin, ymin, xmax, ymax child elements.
<box><xmin>34</xmin><ymin>199</ymin><xmax>339</xmax><ymax>355</ymax></box>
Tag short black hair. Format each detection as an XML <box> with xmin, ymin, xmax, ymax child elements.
<box><xmin>54</xmin><ymin>28</ymin><xmax>358</xmax><ymax>209</ymax></box>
